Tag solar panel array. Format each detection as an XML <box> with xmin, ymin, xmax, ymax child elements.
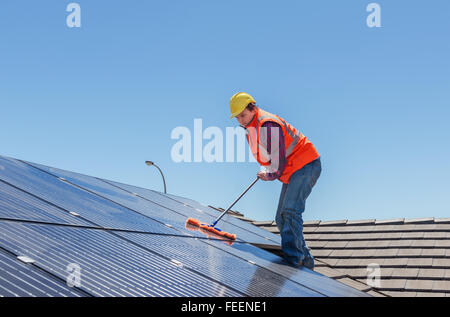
<box><xmin>0</xmin><ymin>155</ymin><xmax>369</xmax><ymax>297</ymax></box>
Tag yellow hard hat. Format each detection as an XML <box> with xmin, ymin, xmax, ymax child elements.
<box><xmin>229</xmin><ymin>92</ymin><xmax>256</xmax><ymax>119</ymax></box>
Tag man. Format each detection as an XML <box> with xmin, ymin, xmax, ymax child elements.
<box><xmin>230</xmin><ymin>92</ymin><xmax>322</xmax><ymax>269</ymax></box>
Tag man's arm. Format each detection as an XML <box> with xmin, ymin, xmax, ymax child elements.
<box><xmin>259</xmin><ymin>121</ymin><xmax>286</xmax><ymax>180</ymax></box>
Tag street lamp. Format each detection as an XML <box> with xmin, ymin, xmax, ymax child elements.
<box><xmin>145</xmin><ymin>161</ymin><xmax>167</xmax><ymax>194</ymax></box>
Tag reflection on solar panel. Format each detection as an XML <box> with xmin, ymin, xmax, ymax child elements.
<box><xmin>0</xmin><ymin>155</ymin><xmax>370</xmax><ymax>297</ymax></box>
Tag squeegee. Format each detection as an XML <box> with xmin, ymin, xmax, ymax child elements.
<box><xmin>186</xmin><ymin>177</ymin><xmax>259</xmax><ymax>240</ymax></box>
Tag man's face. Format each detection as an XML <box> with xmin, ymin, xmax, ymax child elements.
<box><xmin>236</xmin><ymin>108</ymin><xmax>256</xmax><ymax>127</ymax></box>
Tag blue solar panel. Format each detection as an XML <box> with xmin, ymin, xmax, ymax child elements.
<box><xmin>0</xmin><ymin>247</ymin><xmax>86</xmax><ymax>297</ymax></box>
<box><xmin>115</xmin><ymin>232</ymin><xmax>324</xmax><ymax>297</ymax></box>
<box><xmin>202</xmin><ymin>240</ymin><xmax>370</xmax><ymax>297</ymax></box>
<box><xmin>101</xmin><ymin>178</ymin><xmax>282</xmax><ymax>245</ymax></box>
<box><xmin>0</xmin><ymin>220</ymin><xmax>243</xmax><ymax>297</ymax></box>
<box><xmin>0</xmin><ymin>155</ymin><xmax>369</xmax><ymax>297</ymax></box>
<box><xmin>0</xmin><ymin>179</ymin><xmax>92</xmax><ymax>226</ymax></box>
<box><xmin>0</xmin><ymin>156</ymin><xmax>176</xmax><ymax>235</ymax></box>
<box><xmin>24</xmin><ymin>160</ymin><xmax>280</xmax><ymax>245</ymax></box>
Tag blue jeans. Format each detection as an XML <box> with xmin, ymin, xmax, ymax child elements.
<box><xmin>275</xmin><ymin>157</ymin><xmax>322</xmax><ymax>269</ymax></box>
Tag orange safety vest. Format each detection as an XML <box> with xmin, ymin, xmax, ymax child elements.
<box><xmin>244</xmin><ymin>108</ymin><xmax>320</xmax><ymax>184</ymax></box>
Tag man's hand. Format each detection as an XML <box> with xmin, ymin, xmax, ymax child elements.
<box><xmin>257</xmin><ymin>170</ymin><xmax>270</xmax><ymax>181</ymax></box>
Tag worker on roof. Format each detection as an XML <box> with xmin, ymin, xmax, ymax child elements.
<box><xmin>230</xmin><ymin>92</ymin><xmax>321</xmax><ymax>269</ymax></box>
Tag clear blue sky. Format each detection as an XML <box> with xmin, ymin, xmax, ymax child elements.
<box><xmin>1</xmin><ymin>1</ymin><xmax>449</xmax><ymax>222</ymax></box>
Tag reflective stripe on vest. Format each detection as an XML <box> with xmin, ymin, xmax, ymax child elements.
<box><xmin>255</xmin><ymin>113</ymin><xmax>301</xmax><ymax>158</ymax></box>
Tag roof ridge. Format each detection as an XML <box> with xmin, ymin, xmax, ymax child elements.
<box><xmin>208</xmin><ymin>206</ymin><xmax>450</xmax><ymax>227</ymax></box>
<box><xmin>253</xmin><ymin>217</ymin><xmax>450</xmax><ymax>227</ymax></box>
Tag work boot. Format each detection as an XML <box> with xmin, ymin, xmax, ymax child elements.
<box><xmin>302</xmin><ymin>256</ymin><xmax>315</xmax><ymax>270</ymax></box>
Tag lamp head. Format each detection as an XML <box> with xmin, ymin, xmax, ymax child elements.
<box><xmin>145</xmin><ymin>161</ymin><xmax>154</xmax><ymax>166</ymax></box>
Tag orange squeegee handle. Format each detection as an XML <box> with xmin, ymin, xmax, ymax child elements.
<box><xmin>211</xmin><ymin>177</ymin><xmax>260</xmax><ymax>227</ymax></box>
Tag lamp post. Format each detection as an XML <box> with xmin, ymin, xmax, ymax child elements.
<box><xmin>145</xmin><ymin>161</ymin><xmax>167</xmax><ymax>194</ymax></box>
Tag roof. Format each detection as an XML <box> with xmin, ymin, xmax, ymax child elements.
<box><xmin>223</xmin><ymin>212</ymin><xmax>450</xmax><ymax>297</ymax></box>
<box><xmin>0</xmin><ymin>154</ymin><xmax>370</xmax><ymax>297</ymax></box>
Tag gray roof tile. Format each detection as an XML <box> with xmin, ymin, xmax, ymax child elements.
<box><xmin>405</xmin><ymin>279</ymin><xmax>434</xmax><ymax>291</ymax></box>
<box><xmin>383</xmin><ymin>291</ymin><xmax>416</xmax><ymax>297</ymax></box>
<box><xmin>434</xmin><ymin>218</ymin><xmax>450</xmax><ymax>224</ymax></box>
<box><xmin>400</xmin><ymin>224</ymin><xmax>422</xmax><ymax>231</ymax></box>
<box><xmin>416</xmin><ymin>292</ymin><xmax>446</xmax><ymax>297</ymax></box>
<box><xmin>411</xmin><ymin>239</ymin><xmax>436</xmax><ymax>248</ymax></box>
<box><xmin>375</xmin><ymin>218</ymin><xmax>405</xmax><ymax>225</ymax></box>
<box><xmin>432</xmin><ymin>280</ymin><xmax>450</xmax><ymax>292</ymax></box>
<box><xmin>346</xmin><ymin>240</ymin><xmax>374</xmax><ymax>249</ymax></box>
<box><xmin>313</xmin><ymin>266</ymin><xmax>347</xmax><ymax>279</ymax></box>
<box><xmin>351</xmin><ymin>249</ymin><xmax>379</xmax><ymax>257</ymax></box>
<box><xmin>431</xmin><ymin>258</ymin><xmax>450</xmax><ymax>268</ymax></box>
<box><xmin>406</xmin><ymin>258</ymin><xmax>433</xmax><ymax>268</ymax></box>
<box><xmin>319</xmin><ymin>258</ymin><xmax>340</xmax><ymax>266</ymax></box>
<box><xmin>413</xmin><ymin>224</ymin><xmax>438</xmax><ymax>231</ymax></box>
<box><xmin>400</xmin><ymin>232</ymin><xmax>424</xmax><ymax>239</ymax></box>
<box><xmin>344</xmin><ymin>232</ymin><xmax>381</xmax><ymax>240</ymax></box>
<box><xmin>433</xmin><ymin>281</ymin><xmax>450</xmax><ymax>292</ymax></box>
<box><xmin>339</xmin><ymin>267</ymin><xmax>392</xmax><ymax>278</ymax></box>
<box><xmin>303</xmin><ymin>226</ymin><xmax>318</xmax><ymax>233</ymax></box>
<box><xmin>315</xmin><ymin>226</ymin><xmax>338</xmax><ymax>233</ymax></box>
<box><xmin>337</xmin><ymin>278</ymin><xmax>371</xmax><ymax>292</ymax></box>
<box><xmin>374</xmin><ymin>248</ymin><xmax>399</xmax><ymax>257</ymax></box>
<box><xmin>350</xmin><ymin>225</ymin><xmax>375</xmax><ymax>233</ymax></box>
<box><xmin>384</xmin><ymin>258</ymin><xmax>409</xmax><ymax>267</ymax></box>
<box><xmin>390</xmin><ymin>268</ymin><xmax>420</xmax><ymax>278</ymax></box>
<box><xmin>388</xmin><ymin>240</ymin><xmax>414</xmax><ymax>248</ymax></box>
<box><xmin>367</xmin><ymin>290</ymin><xmax>388</xmax><ymax>297</ymax></box>
<box><xmin>304</xmin><ymin>233</ymin><xmax>322</xmax><ymax>240</ymax></box>
<box><xmin>436</xmin><ymin>240</ymin><xmax>450</xmax><ymax>248</ymax></box>
<box><xmin>307</xmin><ymin>240</ymin><xmax>328</xmax><ymax>248</ymax></box>
<box><xmin>323</xmin><ymin>241</ymin><xmax>349</xmax><ymax>248</ymax></box>
<box><xmin>372</xmin><ymin>225</ymin><xmax>397</xmax><ymax>232</ymax></box>
<box><xmin>404</xmin><ymin>218</ymin><xmax>435</xmax><ymax>224</ymax></box>
<box><xmin>435</xmin><ymin>224</ymin><xmax>450</xmax><ymax>230</ymax></box>
<box><xmin>303</xmin><ymin>220</ymin><xmax>321</xmax><ymax>226</ymax></box>
<box><xmin>335</xmin><ymin>258</ymin><xmax>361</xmax><ymax>267</ymax></box>
<box><xmin>346</xmin><ymin>219</ymin><xmax>376</xmax><ymax>225</ymax></box>
<box><xmin>382</xmin><ymin>232</ymin><xmax>403</xmax><ymax>239</ymax></box>
<box><xmin>423</xmin><ymin>232</ymin><xmax>449</xmax><ymax>239</ymax></box>
<box><xmin>320</xmin><ymin>233</ymin><xmax>344</xmax><ymax>240</ymax></box>
<box><xmin>329</xmin><ymin>249</ymin><xmax>355</xmax><ymax>258</ymax></box>
<box><xmin>339</xmin><ymin>268</ymin><xmax>370</xmax><ymax>279</ymax></box>
<box><xmin>367</xmin><ymin>240</ymin><xmax>391</xmax><ymax>248</ymax></box>
<box><xmin>380</xmin><ymin>279</ymin><xmax>407</xmax><ymax>290</ymax></box>
<box><xmin>420</xmin><ymin>249</ymin><xmax>446</xmax><ymax>257</ymax></box>
<box><xmin>252</xmin><ymin>221</ymin><xmax>275</xmax><ymax>226</ymax></box>
<box><xmin>358</xmin><ymin>258</ymin><xmax>383</xmax><ymax>267</ymax></box>
<box><xmin>235</xmin><ymin>213</ymin><xmax>450</xmax><ymax>296</ymax></box>
<box><xmin>397</xmin><ymin>248</ymin><xmax>423</xmax><ymax>257</ymax></box>
<box><xmin>311</xmin><ymin>249</ymin><xmax>333</xmax><ymax>257</ymax></box>
<box><xmin>320</xmin><ymin>220</ymin><xmax>348</xmax><ymax>226</ymax></box>
<box><xmin>418</xmin><ymin>268</ymin><xmax>446</xmax><ymax>279</ymax></box>
<box><xmin>380</xmin><ymin>267</ymin><xmax>395</xmax><ymax>279</ymax></box>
